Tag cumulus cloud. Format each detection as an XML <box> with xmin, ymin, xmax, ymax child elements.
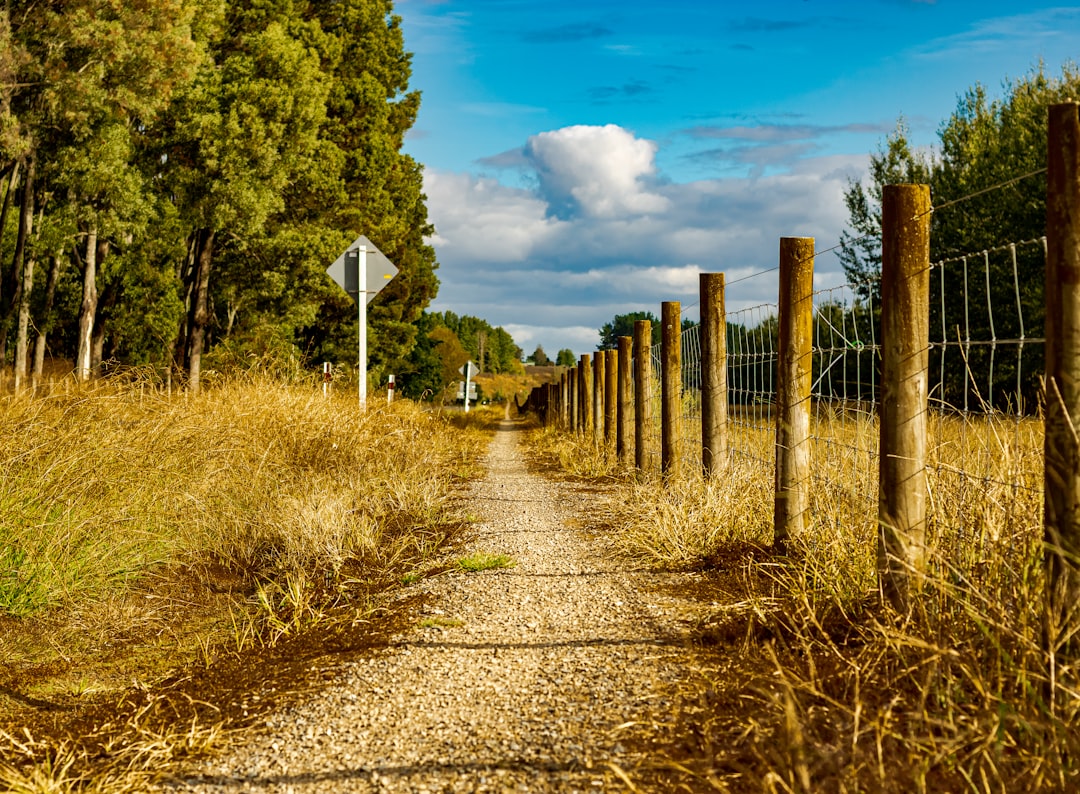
<box><xmin>424</xmin><ymin>124</ymin><xmax>868</xmax><ymax>357</ymax></box>
<box><xmin>423</xmin><ymin>171</ymin><xmax>566</xmax><ymax>262</ymax></box>
<box><xmin>524</xmin><ymin>124</ymin><xmax>671</xmax><ymax>219</ymax></box>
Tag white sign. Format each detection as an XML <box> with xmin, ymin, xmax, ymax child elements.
<box><xmin>326</xmin><ymin>235</ymin><xmax>398</xmax><ymax>305</ymax></box>
<box><xmin>458</xmin><ymin>361</ymin><xmax>478</xmax><ymax>377</ymax></box>
<box><xmin>456</xmin><ymin>381</ymin><xmax>478</xmax><ymax>400</ymax></box>
<box><xmin>325</xmin><ymin>235</ymin><xmax>398</xmax><ymax>407</ymax></box>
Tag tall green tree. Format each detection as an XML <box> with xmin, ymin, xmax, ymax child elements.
<box><xmin>599</xmin><ymin>310</ymin><xmax>659</xmax><ymax>349</ymax></box>
<box><xmin>160</xmin><ymin>7</ymin><xmax>329</xmax><ymax>391</ymax></box>
<box><xmin>839</xmin><ymin>64</ymin><xmax>1080</xmax><ymax>410</ymax></box>
<box><xmin>837</xmin><ymin>118</ymin><xmax>931</xmax><ymax>299</ymax></box>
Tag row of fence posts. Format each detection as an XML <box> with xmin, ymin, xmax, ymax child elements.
<box><xmin>525</xmin><ymin>102</ymin><xmax>1080</xmax><ymax>659</ymax></box>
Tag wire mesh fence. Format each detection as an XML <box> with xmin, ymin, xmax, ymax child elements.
<box><xmin>629</xmin><ymin>234</ymin><xmax>1047</xmax><ymax>567</ymax></box>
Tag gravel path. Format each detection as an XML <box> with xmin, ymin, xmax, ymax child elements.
<box><xmin>169</xmin><ymin>420</ymin><xmax>701</xmax><ymax>793</ymax></box>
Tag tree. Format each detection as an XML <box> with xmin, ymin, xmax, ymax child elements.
<box><xmin>838</xmin><ymin>118</ymin><xmax>931</xmax><ymax>299</ymax></box>
<box><xmin>840</xmin><ymin>64</ymin><xmax>1080</xmax><ymax>409</ymax></box>
<box><xmin>599</xmin><ymin>310</ymin><xmax>659</xmax><ymax>349</ymax></box>
<box><xmin>530</xmin><ymin>345</ymin><xmax>551</xmax><ymax>366</ymax></box>
<box><xmin>555</xmin><ymin>348</ymin><xmax>575</xmax><ymax>367</ymax></box>
<box><xmin>428</xmin><ymin>323</ymin><xmax>468</xmax><ymax>399</ymax></box>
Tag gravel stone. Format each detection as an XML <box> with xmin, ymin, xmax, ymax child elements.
<box><xmin>165</xmin><ymin>420</ymin><xmax>705</xmax><ymax>792</ymax></box>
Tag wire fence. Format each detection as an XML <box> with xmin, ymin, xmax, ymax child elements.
<box><xmin>636</xmin><ymin>233</ymin><xmax>1046</xmax><ymax>566</ymax></box>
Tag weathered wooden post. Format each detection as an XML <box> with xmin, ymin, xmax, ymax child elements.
<box><xmin>593</xmin><ymin>350</ymin><xmax>605</xmax><ymax>444</ymax></box>
<box><xmin>775</xmin><ymin>240</ymin><xmax>814</xmax><ymax>549</ymax></box>
<box><xmin>617</xmin><ymin>335</ymin><xmax>633</xmax><ymax>464</ymax></box>
<box><xmin>605</xmin><ymin>345</ymin><xmax>617</xmax><ymax>448</ymax></box>
<box><xmin>878</xmin><ymin>184</ymin><xmax>931</xmax><ymax>613</ymax></box>
<box><xmin>701</xmin><ymin>273</ymin><xmax>728</xmax><ymax>477</ymax></box>
<box><xmin>1045</xmin><ymin>101</ymin><xmax>1080</xmax><ymax>660</ymax></box>
<box><xmin>661</xmin><ymin>301</ymin><xmax>682</xmax><ymax>478</ymax></box>
<box><xmin>562</xmin><ymin>372</ymin><xmax>570</xmax><ymax>429</ymax></box>
<box><xmin>578</xmin><ymin>354</ymin><xmax>592</xmax><ymax>436</ymax></box>
<box><xmin>634</xmin><ymin>320</ymin><xmax>653</xmax><ymax>471</ymax></box>
<box><xmin>569</xmin><ymin>366</ymin><xmax>578</xmax><ymax>432</ymax></box>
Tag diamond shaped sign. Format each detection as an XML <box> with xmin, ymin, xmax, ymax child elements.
<box><xmin>326</xmin><ymin>235</ymin><xmax>398</xmax><ymax>304</ymax></box>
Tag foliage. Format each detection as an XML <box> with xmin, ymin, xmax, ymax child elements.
<box><xmin>839</xmin><ymin>64</ymin><xmax>1080</xmax><ymax>411</ymax></box>
<box><xmin>599</xmin><ymin>310</ymin><xmax>659</xmax><ymax>350</ymax></box>
<box><xmin>529</xmin><ymin>345</ymin><xmax>551</xmax><ymax>366</ymax></box>
<box><xmin>555</xmin><ymin>348</ymin><xmax>576</xmax><ymax>367</ymax></box>
<box><xmin>0</xmin><ymin>0</ymin><xmax>438</xmax><ymax>388</ymax></box>
<box><xmin>431</xmin><ymin>310</ymin><xmax>523</xmax><ymax>374</ymax></box>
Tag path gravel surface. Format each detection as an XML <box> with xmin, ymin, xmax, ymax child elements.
<box><xmin>168</xmin><ymin>420</ymin><xmax>706</xmax><ymax>792</ymax></box>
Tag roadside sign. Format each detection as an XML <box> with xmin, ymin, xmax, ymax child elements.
<box><xmin>325</xmin><ymin>235</ymin><xmax>398</xmax><ymax>407</ymax></box>
<box><xmin>459</xmin><ymin>361</ymin><xmax>478</xmax><ymax>377</ymax></box>
<box><xmin>326</xmin><ymin>235</ymin><xmax>398</xmax><ymax>305</ymax></box>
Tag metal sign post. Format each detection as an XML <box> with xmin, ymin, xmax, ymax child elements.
<box><xmin>459</xmin><ymin>360</ymin><xmax>477</xmax><ymax>412</ymax></box>
<box><xmin>326</xmin><ymin>235</ymin><xmax>398</xmax><ymax>408</ymax></box>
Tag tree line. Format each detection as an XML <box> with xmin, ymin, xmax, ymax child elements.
<box><xmin>0</xmin><ymin>0</ymin><xmax>436</xmax><ymax>392</ymax></box>
<box><xmin>734</xmin><ymin>65</ymin><xmax>1077</xmax><ymax>413</ymax></box>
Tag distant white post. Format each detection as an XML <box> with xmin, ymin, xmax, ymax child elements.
<box><xmin>387</xmin><ymin>374</ymin><xmax>395</xmax><ymax>405</ymax></box>
<box><xmin>464</xmin><ymin>361</ymin><xmax>473</xmax><ymax>413</ymax></box>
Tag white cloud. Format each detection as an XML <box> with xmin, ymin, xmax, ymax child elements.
<box><xmin>423</xmin><ymin>125</ymin><xmax>870</xmax><ymax>358</ymax></box>
<box><xmin>424</xmin><ymin>171</ymin><xmax>566</xmax><ymax>262</ymax></box>
<box><xmin>524</xmin><ymin>124</ymin><xmax>671</xmax><ymax>219</ymax></box>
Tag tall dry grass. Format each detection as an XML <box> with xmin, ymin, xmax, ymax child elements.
<box><xmin>0</xmin><ymin>369</ymin><xmax>488</xmax><ymax>790</ymax></box>
<box><xmin>530</xmin><ymin>407</ymin><xmax>1079</xmax><ymax>791</ymax></box>
<box><xmin>0</xmin><ymin>371</ymin><xmax>482</xmax><ymax>618</ymax></box>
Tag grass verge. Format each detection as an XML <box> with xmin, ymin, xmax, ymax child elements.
<box><xmin>0</xmin><ymin>371</ymin><xmax>489</xmax><ymax>790</ymax></box>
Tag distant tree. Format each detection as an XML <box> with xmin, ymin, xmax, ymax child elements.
<box><xmin>428</xmin><ymin>324</ymin><xmax>469</xmax><ymax>399</ymax></box>
<box><xmin>555</xmin><ymin>348</ymin><xmax>575</xmax><ymax>367</ymax></box>
<box><xmin>838</xmin><ymin>64</ymin><xmax>1080</xmax><ymax>410</ymax></box>
<box><xmin>599</xmin><ymin>310</ymin><xmax>659</xmax><ymax>349</ymax></box>
<box><xmin>838</xmin><ymin>118</ymin><xmax>932</xmax><ymax>299</ymax></box>
<box><xmin>530</xmin><ymin>345</ymin><xmax>551</xmax><ymax>366</ymax></box>
<box><xmin>396</xmin><ymin>311</ymin><xmax>443</xmax><ymax>399</ymax></box>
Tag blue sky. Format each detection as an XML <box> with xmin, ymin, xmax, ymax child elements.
<box><xmin>395</xmin><ymin>0</ymin><xmax>1080</xmax><ymax>359</ymax></box>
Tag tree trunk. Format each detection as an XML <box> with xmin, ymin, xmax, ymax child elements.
<box><xmin>31</xmin><ymin>248</ymin><xmax>63</xmax><ymax>388</ymax></box>
<box><xmin>0</xmin><ymin>161</ymin><xmax>20</xmax><ymax>311</ymax></box>
<box><xmin>0</xmin><ymin>160</ymin><xmax>25</xmax><ymax>366</ymax></box>
<box><xmin>75</xmin><ymin>222</ymin><xmax>99</xmax><ymax>382</ymax></box>
<box><xmin>173</xmin><ymin>231</ymin><xmax>197</xmax><ymax>372</ymax></box>
<box><xmin>12</xmin><ymin>156</ymin><xmax>36</xmax><ymax>392</ymax></box>
<box><xmin>90</xmin><ymin>272</ymin><xmax>116</xmax><ymax>375</ymax></box>
<box><xmin>187</xmin><ymin>228</ymin><xmax>214</xmax><ymax>394</ymax></box>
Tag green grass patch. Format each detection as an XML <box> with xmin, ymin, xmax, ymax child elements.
<box><xmin>455</xmin><ymin>552</ymin><xmax>516</xmax><ymax>572</ymax></box>
<box><xmin>418</xmin><ymin>616</ymin><xmax>464</xmax><ymax>629</ymax></box>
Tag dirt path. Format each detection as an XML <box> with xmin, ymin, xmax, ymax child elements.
<box><xmin>168</xmin><ymin>420</ymin><xmax>703</xmax><ymax>792</ymax></box>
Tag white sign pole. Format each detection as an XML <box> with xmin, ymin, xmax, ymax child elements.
<box><xmin>358</xmin><ymin>246</ymin><xmax>368</xmax><ymax>408</ymax></box>
<box><xmin>464</xmin><ymin>361</ymin><xmax>472</xmax><ymax>413</ymax></box>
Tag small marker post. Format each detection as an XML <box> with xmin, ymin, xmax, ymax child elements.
<box><xmin>387</xmin><ymin>374</ymin><xmax>395</xmax><ymax>405</ymax></box>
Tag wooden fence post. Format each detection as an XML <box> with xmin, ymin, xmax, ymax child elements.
<box><xmin>605</xmin><ymin>345</ymin><xmax>617</xmax><ymax>448</ymax></box>
<box><xmin>878</xmin><ymin>184</ymin><xmax>931</xmax><ymax>613</ymax></box>
<box><xmin>1045</xmin><ymin>101</ymin><xmax>1080</xmax><ymax>659</ymax></box>
<box><xmin>634</xmin><ymin>320</ymin><xmax>653</xmax><ymax>471</ymax></box>
<box><xmin>701</xmin><ymin>273</ymin><xmax>728</xmax><ymax>477</ymax></box>
<box><xmin>661</xmin><ymin>301</ymin><xmax>682</xmax><ymax>478</ymax></box>
<box><xmin>578</xmin><ymin>354</ymin><xmax>592</xmax><ymax>436</ymax></box>
<box><xmin>593</xmin><ymin>350</ymin><xmax>605</xmax><ymax>444</ymax></box>
<box><xmin>774</xmin><ymin>239</ymin><xmax>814</xmax><ymax>549</ymax></box>
<box><xmin>617</xmin><ymin>335</ymin><xmax>633</xmax><ymax>464</ymax></box>
<box><xmin>568</xmin><ymin>367</ymin><xmax>578</xmax><ymax>431</ymax></box>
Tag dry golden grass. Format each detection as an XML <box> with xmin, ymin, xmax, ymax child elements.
<box><xmin>0</xmin><ymin>369</ymin><xmax>488</xmax><ymax>791</ymax></box>
<box><xmin>530</xmin><ymin>405</ymin><xmax>1079</xmax><ymax>791</ymax></box>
